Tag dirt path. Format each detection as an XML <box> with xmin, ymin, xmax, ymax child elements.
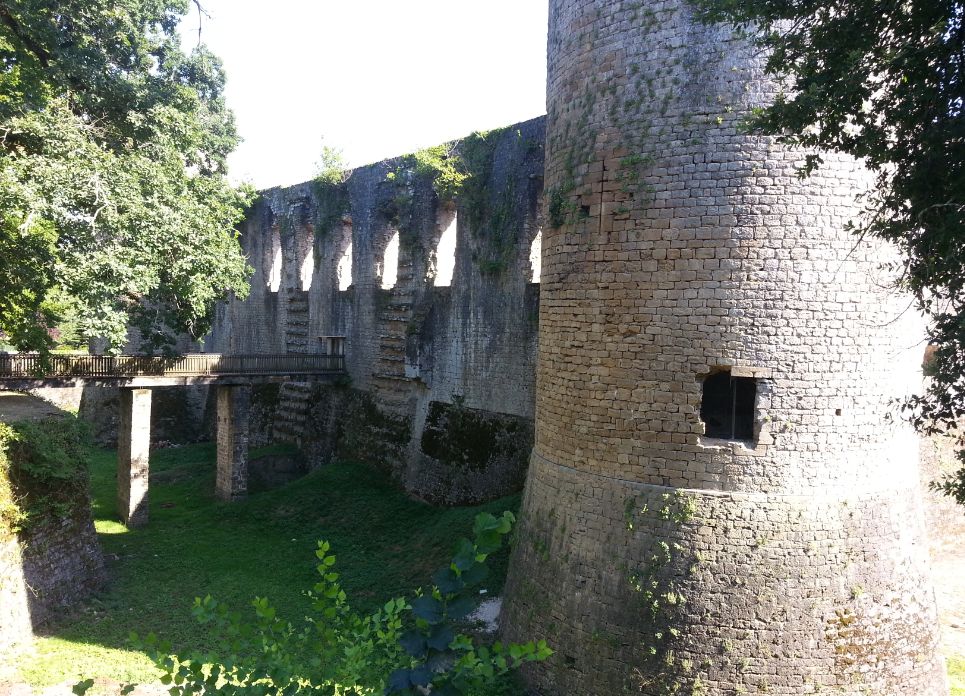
<box><xmin>0</xmin><ymin>391</ymin><xmax>68</xmax><ymax>422</ymax></box>
<box><xmin>0</xmin><ymin>680</ymin><xmax>166</xmax><ymax>696</ymax></box>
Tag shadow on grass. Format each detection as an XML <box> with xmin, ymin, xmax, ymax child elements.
<box><xmin>18</xmin><ymin>442</ymin><xmax>520</xmax><ymax>687</ymax></box>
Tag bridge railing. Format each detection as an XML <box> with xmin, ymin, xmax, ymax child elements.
<box><xmin>0</xmin><ymin>353</ymin><xmax>346</xmax><ymax>379</ymax></box>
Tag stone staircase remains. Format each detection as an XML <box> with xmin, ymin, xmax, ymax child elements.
<box><xmin>273</xmin><ymin>381</ymin><xmax>313</xmax><ymax>446</ymax></box>
<box><xmin>371</xmin><ymin>262</ymin><xmax>416</xmax><ymax>417</ymax></box>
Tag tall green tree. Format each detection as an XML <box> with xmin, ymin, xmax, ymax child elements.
<box><xmin>0</xmin><ymin>0</ymin><xmax>253</xmax><ymax>354</ymax></box>
<box><xmin>691</xmin><ymin>0</ymin><xmax>965</xmax><ymax>501</ymax></box>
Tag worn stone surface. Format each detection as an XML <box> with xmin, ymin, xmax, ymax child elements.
<box><xmin>69</xmin><ymin>385</ymin><xmax>207</xmax><ymax>447</ymax></box>
<box><xmin>0</xmin><ymin>495</ymin><xmax>105</xmax><ymax>655</ymax></box>
<box><xmin>247</xmin><ymin>452</ymin><xmax>307</xmax><ymax>492</ymax></box>
<box><xmin>501</xmin><ymin>0</ymin><xmax>947</xmax><ymax>693</ymax></box>
<box><xmin>203</xmin><ymin>120</ymin><xmax>545</xmax><ymax>504</ymax></box>
<box><xmin>116</xmin><ymin>388</ymin><xmax>151</xmax><ymax>527</ymax></box>
<box><xmin>411</xmin><ymin>400</ymin><xmax>532</xmax><ymax>504</ymax></box>
<box><xmin>215</xmin><ymin>385</ymin><xmax>250</xmax><ymax>501</ymax></box>
<box><xmin>0</xmin><ymin>537</ymin><xmax>31</xmax><ymax>654</ymax></box>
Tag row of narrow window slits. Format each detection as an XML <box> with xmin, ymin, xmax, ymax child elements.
<box><xmin>267</xmin><ymin>216</ymin><xmax>542</xmax><ymax>293</ymax></box>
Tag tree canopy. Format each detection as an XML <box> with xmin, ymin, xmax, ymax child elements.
<box><xmin>691</xmin><ymin>0</ymin><xmax>965</xmax><ymax>500</ymax></box>
<box><xmin>0</xmin><ymin>0</ymin><xmax>253</xmax><ymax>354</ymax></box>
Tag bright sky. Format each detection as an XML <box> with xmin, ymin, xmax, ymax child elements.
<box><xmin>181</xmin><ymin>1</ymin><xmax>549</xmax><ymax>190</ymax></box>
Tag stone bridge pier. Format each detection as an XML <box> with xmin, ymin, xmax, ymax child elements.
<box><xmin>116</xmin><ymin>384</ymin><xmax>252</xmax><ymax>527</ymax></box>
<box><xmin>0</xmin><ymin>352</ymin><xmax>345</xmax><ymax>528</ymax></box>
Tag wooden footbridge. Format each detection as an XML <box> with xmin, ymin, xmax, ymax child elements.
<box><xmin>0</xmin><ymin>350</ymin><xmax>347</xmax><ymax>528</ymax></box>
<box><xmin>0</xmin><ymin>352</ymin><xmax>345</xmax><ymax>388</ymax></box>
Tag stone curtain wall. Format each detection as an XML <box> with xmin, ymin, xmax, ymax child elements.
<box><xmin>203</xmin><ymin>119</ymin><xmax>545</xmax><ymax>503</ymax></box>
<box><xmin>0</xmin><ymin>446</ymin><xmax>105</xmax><ymax>653</ymax></box>
<box><xmin>0</xmin><ymin>514</ymin><xmax>105</xmax><ymax>652</ymax></box>
<box><xmin>502</xmin><ymin>0</ymin><xmax>947</xmax><ymax>694</ymax></box>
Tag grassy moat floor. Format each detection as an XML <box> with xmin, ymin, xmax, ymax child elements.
<box><xmin>953</xmin><ymin>659</ymin><xmax>965</xmax><ymax>695</ymax></box>
<box><xmin>10</xmin><ymin>443</ymin><xmax>520</xmax><ymax>690</ymax></box>
<box><xmin>3</xmin><ymin>441</ymin><xmax>964</xmax><ymax>693</ymax></box>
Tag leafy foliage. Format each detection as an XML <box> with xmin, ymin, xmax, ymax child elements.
<box><xmin>690</xmin><ymin>0</ymin><xmax>965</xmax><ymax>498</ymax></box>
<box><xmin>410</xmin><ymin>143</ymin><xmax>467</xmax><ymax>202</ymax></box>
<box><xmin>315</xmin><ymin>143</ymin><xmax>350</xmax><ymax>187</ymax></box>
<box><xmin>0</xmin><ymin>417</ymin><xmax>93</xmax><ymax>537</ymax></box>
<box><xmin>125</xmin><ymin>511</ymin><xmax>549</xmax><ymax>696</ymax></box>
<box><xmin>0</xmin><ymin>0</ymin><xmax>254</xmax><ymax>354</ymax></box>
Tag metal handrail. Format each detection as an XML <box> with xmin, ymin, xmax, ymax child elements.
<box><xmin>0</xmin><ymin>353</ymin><xmax>346</xmax><ymax>379</ymax></box>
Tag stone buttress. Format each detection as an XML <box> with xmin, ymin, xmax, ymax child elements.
<box><xmin>501</xmin><ymin>0</ymin><xmax>948</xmax><ymax>693</ymax></box>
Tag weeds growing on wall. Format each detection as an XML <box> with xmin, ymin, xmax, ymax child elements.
<box><xmin>0</xmin><ymin>417</ymin><xmax>92</xmax><ymax>539</ymax></box>
<box><xmin>457</xmin><ymin>128</ymin><xmax>526</xmax><ymax>276</ymax></box>
<box><xmin>411</xmin><ymin>144</ymin><xmax>467</xmax><ymax>202</ymax></box>
<box><xmin>310</xmin><ymin>142</ymin><xmax>352</xmax><ymax>242</ymax></box>
<box><xmin>624</xmin><ymin>491</ymin><xmax>701</xmax><ymax>694</ymax></box>
<box><xmin>373</xmin><ymin>127</ymin><xmax>535</xmax><ymax>276</ymax></box>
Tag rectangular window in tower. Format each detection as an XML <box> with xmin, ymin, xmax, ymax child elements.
<box><xmin>700</xmin><ymin>370</ymin><xmax>757</xmax><ymax>441</ymax></box>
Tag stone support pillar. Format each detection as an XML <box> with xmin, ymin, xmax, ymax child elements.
<box><xmin>117</xmin><ymin>387</ymin><xmax>151</xmax><ymax>527</ymax></box>
<box><xmin>216</xmin><ymin>384</ymin><xmax>250</xmax><ymax>501</ymax></box>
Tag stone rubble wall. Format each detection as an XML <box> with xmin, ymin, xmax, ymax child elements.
<box><xmin>0</xmin><ymin>503</ymin><xmax>105</xmax><ymax>653</ymax></box>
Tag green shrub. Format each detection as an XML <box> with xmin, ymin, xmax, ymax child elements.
<box><xmin>121</xmin><ymin>511</ymin><xmax>549</xmax><ymax>696</ymax></box>
<box><xmin>0</xmin><ymin>417</ymin><xmax>92</xmax><ymax>538</ymax></box>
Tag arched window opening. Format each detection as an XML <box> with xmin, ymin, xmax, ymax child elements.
<box><xmin>381</xmin><ymin>231</ymin><xmax>400</xmax><ymax>290</ymax></box>
<box><xmin>529</xmin><ymin>228</ymin><xmax>542</xmax><ymax>283</ymax></box>
<box><xmin>337</xmin><ymin>241</ymin><xmax>353</xmax><ymax>291</ymax></box>
<box><xmin>267</xmin><ymin>228</ymin><xmax>282</xmax><ymax>293</ymax></box>
<box><xmin>297</xmin><ymin>225</ymin><xmax>315</xmax><ymax>291</ymax></box>
<box><xmin>434</xmin><ymin>213</ymin><xmax>457</xmax><ymax>287</ymax></box>
<box><xmin>300</xmin><ymin>250</ymin><xmax>314</xmax><ymax>291</ymax></box>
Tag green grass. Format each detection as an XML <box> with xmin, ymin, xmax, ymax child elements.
<box><xmin>17</xmin><ymin>443</ymin><xmax>520</xmax><ymax>687</ymax></box>
<box><xmin>16</xmin><ymin>440</ymin><xmax>965</xmax><ymax>690</ymax></box>
<box><xmin>950</xmin><ymin>656</ymin><xmax>965</xmax><ymax>695</ymax></box>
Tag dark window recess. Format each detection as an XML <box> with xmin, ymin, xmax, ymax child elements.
<box><xmin>700</xmin><ymin>372</ymin><xmax>757</xmax><ymax>441</ymax></box>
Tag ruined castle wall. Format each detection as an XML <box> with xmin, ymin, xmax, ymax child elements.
<box><xmin>501</xmin><ymin>0</ymin><xmax>947</xmax><ymax>693</ymax></box>
<box><xmin>206</xmin><ymin>202</ymin><xmax>288</xmax><ymax>355</ymax></box>
<box><xmin>0</xmin><ymin>426</ymin><xmax>106</xmax><ymax>653</ymax></box>
<box><xmin>0</xmin><ymin>512</ymin><xmax>105</xmax><ymax>652</ymax></box>
<box><xmin>203</xmin><ymin>118</ymin><xmax>545</xmax><ymax>503</ymax></box>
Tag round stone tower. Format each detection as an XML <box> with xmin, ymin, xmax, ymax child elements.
<box><xmin>501</xmin><ymin>0</ymin><xmax>948</xmax><ymax>694</ymax></box>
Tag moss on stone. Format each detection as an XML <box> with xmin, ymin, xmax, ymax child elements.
<box><xmin>419</xmin><ymin>400</ymin><xmax>529</xmax><ymax>473</ymax></box>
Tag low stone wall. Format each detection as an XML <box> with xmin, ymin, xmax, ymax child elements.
<box><xmin>0</xmin><ymin>537</ymin><xmax>32</xmax><ymax>653</ymax></box>
<box><xmin>0</xmin><ymin>500</ymin><xmax>105</xmax><ymax>654</ymax></box>
<box><xmin>0</xmin><ymin>419</ymin><xmax>106</xmax><ymax>653</ymax></box>
<box><xmin>0</xmin><ymin>512</ymin><xmax>105</xmax><ymax>647</ymax></box>
<box><xmin>23</xmin><ymin>513</ymin><xmax>104</xmax><ymax>623</ymax></box>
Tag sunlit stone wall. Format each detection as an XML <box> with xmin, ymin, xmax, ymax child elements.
<box><xmin>501</xmin><ymin>0</ymin><xmax>948</xmax><ymax>693</ymax></box>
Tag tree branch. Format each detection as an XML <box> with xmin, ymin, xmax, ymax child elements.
<box><xmin>0</xmin><ymin>2</ymin><xmax>52</xmax><ymax>69</ymax></box>
<box><xmin>192</xmin><ymin>0</ymin><xmax>210</xmax><ymax>46</ymax></box>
